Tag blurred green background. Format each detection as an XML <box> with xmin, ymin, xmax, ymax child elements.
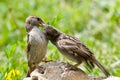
<box><xmin>0</xmin><ymin>0</ymin><xmax>120</xmax><ymax>79</ymax></box>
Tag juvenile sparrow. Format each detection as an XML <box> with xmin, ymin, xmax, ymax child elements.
<box><xmin>38</xmin><ymin>18</ymin><xmax>110</xmax><ymax>77</ymax></box>
<box><xmin>25</xmin><ymin>16</ymin><xmax>48</xmax><ymax>77</ymax></box>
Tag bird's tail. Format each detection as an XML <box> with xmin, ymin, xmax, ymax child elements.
<box><xmin>85</xmin><ymin>60</ymin><xmax>95</xmax><ymax>72</ymax></box>
<box><xmin>92</xmin><ymin>57</ymin><xmax>110</xmax><ymax>77</ymax></box>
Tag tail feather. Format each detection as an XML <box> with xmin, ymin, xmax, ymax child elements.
<box><xmin>85</xmin><ymin>60</ymin><xmax>95</xmax><ymax>72</ymax></box>
<box><xmin>92</xmin><ymin>57</ymin><xmax>110</xmax><ymax>77</ymax></box>
<box><xmin>86</xmin><ymin>60</ymin><xmax>94</xmax><ymax>69</ymax></box>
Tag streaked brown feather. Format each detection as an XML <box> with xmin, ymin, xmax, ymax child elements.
<box><xmin>57</xmin><ymin>34</ymin><xmax>93</xmax><ymax>58</ymax></box>
<box><xmin>41</xmin><ymin>20</ymin><xmax>110</xmax><ymax>77</ymax></box>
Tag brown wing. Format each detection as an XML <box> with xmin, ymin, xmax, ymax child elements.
<box><xmin>26</xmin><ymin>34</ymin><xmax>31</xmax><ymax>57</ymax></box>
<box><xmin>57</xmin><ymin>34</ymin><xmax>93</xmax><ymax>58</ymax></box>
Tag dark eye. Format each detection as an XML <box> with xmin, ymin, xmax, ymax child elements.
<box><xmin>37</xmin><ymin>18</ymin><xmax>40</xmax><ymax>21</ymax></box>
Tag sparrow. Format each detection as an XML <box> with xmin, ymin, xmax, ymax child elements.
<box><xmin>25</xmin><ymin>16</ymin><xmax>48</xmax><ymax>77</ymax></box>
<box><xmin>38</xmin><ymin>18</ymin><xmax>110</xmax><ymax>77</ymax></box>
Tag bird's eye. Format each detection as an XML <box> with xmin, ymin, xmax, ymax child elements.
<box><xmin>37</xmin><ymin>18</ymin><xmax>40</xmax><ymax>21</ymax></box>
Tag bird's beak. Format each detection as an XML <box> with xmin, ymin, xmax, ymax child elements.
<box><xmin>38</xmin><ymin>22</ymin><xmax>43</xmax><ymax>27</ymax></box>
<box><xmin>38</xmin><ymin>21</ymin><xmax>47</xmax><ymax>28</ymax></box>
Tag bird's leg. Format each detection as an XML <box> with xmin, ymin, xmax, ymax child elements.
<box><xmin>73</xmin><ymin>62</ymin><xmax>81</xmax><ymax>67</ymax></box>
<box><xmin>42</xmin><ymin>57</ymin><xmax>52</xmax><ymax>63</ymax></box>
<box><xmin>26</xmin><ymin>68</ymin><xmax>31</xmax><ymax>77</ymax></box>
<box><xmin>65</xmin><ymin>62</ymin><xmax>82</xmax><ymax>71</ymax></box>
<box><xmin>26</xmin><ymin>63</ymin><xmax>38</xmax><ymax>77</ymax></box>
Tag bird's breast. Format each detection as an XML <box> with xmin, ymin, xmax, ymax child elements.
<box><xmin>28</xmin><ymin>28</ymin><xmax>48</xmax><ymax>64</ymax></box>
<box><xmin>29</xmin><ymin>28</ymin><xmax>48</xmax><ymax>46</ymax></box>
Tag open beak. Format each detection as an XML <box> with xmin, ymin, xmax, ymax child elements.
<box><xmin>38</xmin><ymin>22</ymin><xmax>43</xmax><ymax>27</ymax></box>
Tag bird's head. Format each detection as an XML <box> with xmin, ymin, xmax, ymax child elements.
<box><xmin>41</xmin><ymin>24</ymin><xmax>61</xmax><ymax>41</ymax></box>
<box><xmin>25</xmin><ymin>16</ymin><xmax>44</xmax><ymax>32</ymax></box>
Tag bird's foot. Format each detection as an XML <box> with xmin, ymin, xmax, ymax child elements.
<box><xmin>64</xmin><ymin>65</ymin><xmax>77</xmax><ymax>71</ymax></box>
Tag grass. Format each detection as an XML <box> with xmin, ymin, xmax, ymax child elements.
<box><xmin>0</xmin><ymin>0</ymin><xmax>120</xmax><ymax>79</ymax></box>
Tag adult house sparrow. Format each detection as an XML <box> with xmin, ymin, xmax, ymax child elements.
<box><xmin>25</xmin><ymin>16</ymin><xmax>48</xmax><ymax>77</ymax></box>
<box><xmin>39</xmin><ymin>18</ymin><xmax>110</xmax><ymax>77</ymax></box>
